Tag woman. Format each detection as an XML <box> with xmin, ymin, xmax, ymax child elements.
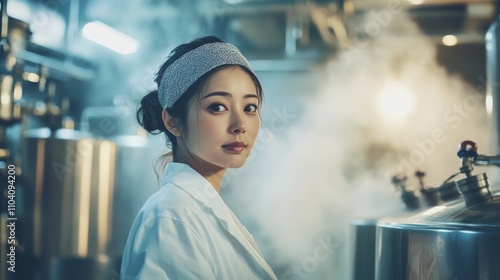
<box><xmin>120</xmin><ymin>36</ymin><xmax>278</xmax><ymax>280</ymax></box>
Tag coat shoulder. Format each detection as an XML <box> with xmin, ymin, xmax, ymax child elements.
<box><xmin>142</xmin><ymin>183</ymin><xmax>209</xmax><ymax>226</ymax></box>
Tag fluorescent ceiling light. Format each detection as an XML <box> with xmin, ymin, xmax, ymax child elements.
<box><xmin>408</xmin><ymin>0</ymin><xmax>424</xmax><ymax>4</ymax></box>
<box><xmin>82</xmin><ymin>21</ymin><xmax>139</xmax><ymax>55</ymax></box>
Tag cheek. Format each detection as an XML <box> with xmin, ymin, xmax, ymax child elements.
<box><xmin>247</xmin><ymin>117</ymin><xmax>260</xmax><ymax>140</ymax></box>
<box><xmin>197</xmin><ymin>114</ymin><xmax>224</xmax><ymax>137</ymax></box>
<box><xmin>249</xmin><ymin>117</ymin><xmax>260</xmax><ymax>132</ymax></box>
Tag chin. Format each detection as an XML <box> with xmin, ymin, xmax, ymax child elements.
<box><xmin>224</xmin><ymin>161</ymin><xmax>245</xmax><ymax>169</ymax></box>
<box><xmin>227</xmin><ymin>163</ymin><xmax>244</xmax><ymax>169</ymax></box>
<box><xmin>222</xmin><ymin>158</ymin><xmax>247</xmax><ymax>169</ymax></box>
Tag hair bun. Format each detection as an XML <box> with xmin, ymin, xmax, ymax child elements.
<box><xmin>136</xmin><ymin>90</ymin><xmax>167</xmax><ymax>134</ymax></box>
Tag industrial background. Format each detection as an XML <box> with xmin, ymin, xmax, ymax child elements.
<box><xmin>1</xmin><ymin>0</ymin><xmax>500</xmax><ymax>279</ymax></box>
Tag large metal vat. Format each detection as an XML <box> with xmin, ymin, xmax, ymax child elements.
<box><xmin>21</xmin><ymin>128</ymin><xmax>117</xmax><ymax>280</ymax></box>
<box><xmin>376</xmin><ymin>190</ymin><xmax>500</xmax><ymax>279</ymax></box>
<box><xmin>350</xmin><ymin>178</ymin><xmax>461</xmax><ymax>280</ymax></box>
<box><xmin>375</xmin><ymin>142</ymin><xmax>500</xmax><ymax>280</ymax></box>
<box><xmin>20</xmin><ymin>128</ymin><xmax>162</xmax><ymax>279</ymax></box>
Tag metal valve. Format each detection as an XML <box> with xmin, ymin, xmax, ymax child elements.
<box><xmin>457</xmin><ymin>140</ymin><xmax>478</xmax><ymax>177</ymax></box>
<box><xmin>456</xmin><ymin>140</ymin><xmax>500</xmax><ymax>167</ymax></box>
<box><xmin>456</xmin><ymin>140</ymin><xmax>492</xmax><ymax>207</ymax></box>
<box><xmin>415</xmin><ymin>169</ymin><xmax>439</xmax><ymax>207</ymax></box>
<box><xmin>391</xmin><ymin>173</ymin><xmax>420</xmax><ymax>210</ymax></box>
<box><xmin>415</xmin><ymin>170</ymin><xmax>426</xmax><ymax>189</ymax></box>
<box><xmin>391</xmin><ymin>173</ymin><xmax>408</xmax><ymax>192</ymax></box>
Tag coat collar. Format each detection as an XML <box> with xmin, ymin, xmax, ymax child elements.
<box><xmin>162</xmin><ymin>163</ymin><xmax>277</xmax><ymax>279</ymax></box>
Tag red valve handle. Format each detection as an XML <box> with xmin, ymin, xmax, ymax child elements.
<box><xmin>457</xmin><ymin>140</ymin><xmax>478</xmax><ymax>159</ymax></box>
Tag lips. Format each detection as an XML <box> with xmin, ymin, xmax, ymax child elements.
<box><xmin>222</xmin><ymin>141</ymin><xmax>247</xmax><ymax>153</ymax></box>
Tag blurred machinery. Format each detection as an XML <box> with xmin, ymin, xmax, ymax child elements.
<box><xmin>0</xmin><ymin>1</ymin><xmax>162</xmax><ymax>279</ymax></box>
<box><xmin>0</xmin><ymin>0</ymin><xmax>31</xmax><ymax>279</ymax></box>
<box><xmin>19</xmin><ymin>129</ymin><xmax>162</xmax><ymax>280</ymax></box>
<box><xmin>376</xmin><ymin>140</ymin><xmax>500</xmax><ymax>279</ymax></box>
<box><xmin>351</xmin><ymin>11</ymin><xmax>500</xmax><ymax>280</ymax></box>
<box><xmin>352</xmin><ymin>141</ymin><xmax>500</xmax><ymax>280</ymax></box>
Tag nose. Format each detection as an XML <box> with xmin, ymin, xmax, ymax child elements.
<box><xmin>229</xmin><ymin>111</ymin><xmax>246</xmax><ymax>134</ymax></box>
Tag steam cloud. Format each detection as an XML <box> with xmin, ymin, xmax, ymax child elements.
<box><xmin>223</xmin><ymin>12</ymin><xmax>489</xmax><ymax>279</ymax></box>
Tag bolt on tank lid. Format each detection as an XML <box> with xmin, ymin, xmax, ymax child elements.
<box><xmin>437</xmin><ymin>181</ymin><xmax>461</xmax><ymax>202</ymax></box>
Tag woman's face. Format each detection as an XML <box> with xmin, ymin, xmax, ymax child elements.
<box><xmin>178</xmin><ymin>66</ymin><xmax>260</xmax><ymax>169</ymax></box>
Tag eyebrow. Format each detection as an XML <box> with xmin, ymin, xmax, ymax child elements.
<box><xmin>202</xmin><ymin>92</ymin><xmax>259</xmax><ymax>100</ymax></box>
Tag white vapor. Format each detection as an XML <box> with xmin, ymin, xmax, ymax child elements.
<box><xmin>223</xmin><ymin>12</ymin><xmax>488</xmax><ymax>280</ymax></box>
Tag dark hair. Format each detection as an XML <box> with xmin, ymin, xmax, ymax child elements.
<box><xmin>137</xmin><ymin>36</ymin><xmax>263</xmax><ymax>166</ymax></box>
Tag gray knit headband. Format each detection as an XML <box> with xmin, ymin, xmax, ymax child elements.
<box><xmin>158</xmin><ymin>42</ymin><xmax>254</xmax><ymax>109</ymax></box>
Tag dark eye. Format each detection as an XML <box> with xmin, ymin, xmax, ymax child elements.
<box><xmin>208</xmin><ymin>103</ymin><xmax>227</xmax><ymax>112</ymax></box>
<box><xmin>245</xmin><ymin>104</ymin><xmax>258</xmax><ymax>113</ymax></box>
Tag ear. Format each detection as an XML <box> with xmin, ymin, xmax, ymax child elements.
<box><xmin>162</xmin><ymin>109</ymin><xmax>182</xmax><ymax>137</ymax></box>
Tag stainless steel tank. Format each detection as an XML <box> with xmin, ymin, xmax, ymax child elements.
<box><xmin>21</xmin><ymin>128</ymin><xmax>117</xmax><ymax>280</ymax></box>
<box><xmin>351</xmin><ymin>218</ymin><xmax>377</xmax><ymax>280</ymax></box>
<box><xmin>20</xmin><ymin>128</ymin><xmax>162</xmax><ymax>279</ymax></box>
<box><xmin>375</xmin><ymin>141</ymin><xmax>500</xmax><ymax>280</ymax></box>
<box><xmin>350</xmin><ymin>171</ymin><xmax>460</xmax><ymax>280</ymax></box>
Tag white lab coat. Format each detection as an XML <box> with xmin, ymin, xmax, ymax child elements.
<box><xmin>120</xmin><ymin>162</ymin><xmax>278</xmax><ymax>280</ymax></box>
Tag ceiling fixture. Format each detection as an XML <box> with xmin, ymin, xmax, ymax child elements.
<box><xmin>408</xmin><ymin>0</ymin><xmax>424</xmax><ymax>5</ymax></box>
<box><xmin>82</xmin><ymin>21</ymin><xmax>139</xmax><ymax>55</ymax></box>
<box><xmin>408</xmin><ymin>0</ymin><xmax>425</xmax><ymax>5</ymax></box>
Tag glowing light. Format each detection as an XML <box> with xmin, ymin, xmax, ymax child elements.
<box><xmin>82</xmin><ymin>21</ymin><xmax>139</xmax><ymax>55</ymax></box>
<box><xmin>486</xmin><ymin>32</ymin><xmax>493</xmax><ymax>41</ymax></box>
<box><xmin>3</xmin><ymin>2</ymin><xmax>31</xmax><ymax>22</ymax></box>
<box><xmin>377</xmin><ymin>82</ymin><xmax>415</xmax><ymax>120</ymax></box>
<box><xmin>487</xmin><ymin>42</ymin><xmax>493</xmax><ymax>51</ymax></box>
<box><xmin>23</xmin><ymin>72</ymin><xmax>40</xmax><ymax>83</ymax></box>
<box><xmin>486</xmin><ymin>94</ymin><xmax>493</xmax><ymax>115</ymax></box>
<box><xmin>14</xmin><ymin>82</ymin><xmax>22</xmax><ymax>100</ymax></box>
<box><xmin>1</xmin><ymin>94</ymin><xmax>10</xmax><ymax>105</ymax></box>
<box><xmin>408</xmin><ymin>0</ymin><xmax>424</xmax><ymax>4</ymax></box>
<box><xmin>442</xmin><ymin>35</ymin><xmax>458</xmax><ymax>46</ymax></box>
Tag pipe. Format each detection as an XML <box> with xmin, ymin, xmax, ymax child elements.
<box><xmin>285</xmin><ymin>9</ymin><xmax>297</xmax><ymax>55</ymax></box>
<box><xmin>1</xmin><ymin>0</ymin><xmax>8</xmax><ymax>41</ymax></box>
<box><xmin>475</xmin><ymin>154</ymin><xmax>500</xmax><ymax>166</ymax></box>
<box><xmin>65</xmin><ymin>0</ymin><xmax>80</xmax><ymax>56</ymax></box>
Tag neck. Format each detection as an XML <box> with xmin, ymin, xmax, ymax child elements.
<box><xmin>195</xmin><ymin>166</ymin><xmax>226</xmax><ymax>192</ymax></box>
<box><xmin>174</xmin><ymin>148</ymin><xmax>226</xmax><ymax>192</ymax></box>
